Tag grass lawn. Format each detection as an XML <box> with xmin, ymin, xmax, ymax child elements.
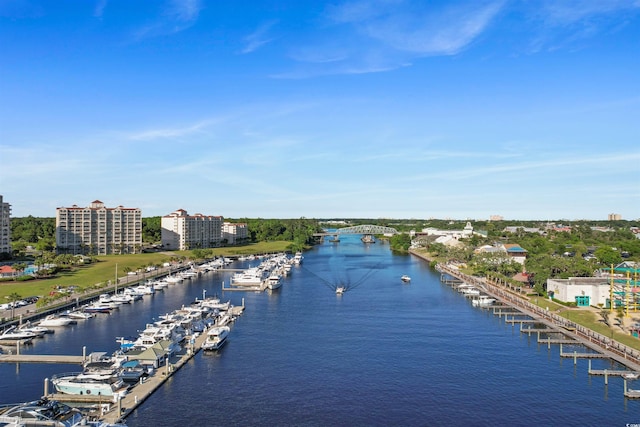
<box><xmin>0</xmin><ymin>241</ymin><xmax>293</xmax><ymax>302</ymax></box>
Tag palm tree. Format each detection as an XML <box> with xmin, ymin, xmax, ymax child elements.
<box><xmin>7</xmin><ymin>292</ymin><xmax>22</xmax><ymax>320</ymax></box>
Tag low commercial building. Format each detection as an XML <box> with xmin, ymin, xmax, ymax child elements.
<box><xmin>546</xmin><ymin>277</ymin><xmax>611</xmax><ymax>307</ymax></box>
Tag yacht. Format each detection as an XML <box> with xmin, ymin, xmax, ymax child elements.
<box><xmin>293</xmin><ymin>252</ymin><xmax>303</xmax><ymax>265</ymax></box>
<box><xmin>231</xmin><ymin>268</ymin><xmax>267</xmax><ymax>286</ymax></box>
<box><xmin>266</xmin><ymin>274</ymin><xmax>282</xmax><ymax>290</ymax></box>
<box><xmin>51</xmin><ymin>372</ymin><xmax>128</xmax><ymax>401</ymax></box>
<box><xmin>0</xmin><ymin>398</ymin><xmax>128</xmax><ymax>426</ymax></box>
<box><xmin>39</xmin><ymin>314</ymin><xmax>76</xmax><ymax>327</ymax></box>
<box><xmin>0</xmin><ymin>326</ymin><xmax>38</xmax><ymax>343</ymax></box>
<box><xmin>202</xmin><ymin>326</ymin><xmax>230</xmax><ymax>351</ymax></box>
<box><xmin>18</xmin><ymin>323</ymin><xmax>53</xmax><ymax>337</ymax></box>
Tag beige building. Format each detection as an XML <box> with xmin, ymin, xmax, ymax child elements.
<box><xmin>608</xmin><ymin>213</ymin><xmax>622</xmax><ymax>221</ymax></box>
<box><xmin>56</xmin><ymin>200</ymin><xmax>142</xmax><ymax>255</ymax></box>
<box><xmin>223</xmin><ymin>222</ymin><xmax>249</xmax><ymax>244</ymax></box>
<box><xmin>161</xmin><ymin>209</ymin><xmax>223</xmax><ymax>250</ymax></box>
<box><xmin>0</xmin><ymin>195</ymin><xmax>11</xmax><ymax>255</ymax></box>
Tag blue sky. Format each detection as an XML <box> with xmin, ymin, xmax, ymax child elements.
<box><xmin>1</xmin><ymin>0</ymin><xmax>639</xmax><ymax>221</ymax></box>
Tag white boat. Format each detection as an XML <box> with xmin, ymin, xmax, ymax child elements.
<box><xmin>110</xmin><ymin>293</ymin><xmax>134</xmax><ymax>304</ymax></box>
<box><xmin>133</xmin><ymin>283</ymin><xmax>155</xmax><ymax>295</ymax></box>
<box><xmin>39</xmin><ymin>314</ymin><xmax>76</xmax><ymax>327</ymax></box>
<box><xmin>335</xmin><ymin>286</ymin><xmax>346</xmax><ymax>295</ymax></box>
<box><xmin>266</xmin><ymin>274</ymin><xmax>282</xmax><ymax>290</ymax></box>
<box><xmin>231</xmin><ymin>268</ymin><xmax>267</xmax><ymax>286</ymax></box>
<box><xmin>0</xmin><ymin>326</ymin><xmax>38</xmax><ymax>342</ymax></box>
<box><xmin>83</xmin><ymin>302</ymin><xmax>115</xmax><ymax>313</ymax></box>
<box><xmin>471</xmin><ymin>295</ymin><xmax>496</xmax><ymax>306</ymax></box>
<box><xmin>51</xmin><ymin>372</ymin><xmax>128</xmax><ymax>400</ymax></box>
<box><xmin>401</xmin><ymin>275</ymin><xmax>411</xmax><ymax>283</ymax></box>
<box><xmin>202</xmin><ymin>326</ymin><xmax>230</xmax><ymax>351</ymax></box>
<box><xmin>64</xmin><ymin>310</ymin><xmax>95</xmax><ymax>320</ymax></box>
<box><xmin>293</xmin><ymin>252</ymin><xmax>303</xmax><ymax>265</ymax></box>
<box><xmin>0</xmin><ymin>398</ymin><xmax>127</xmax><ymax>427</ymax></box>
<box><xmin>18</xmin><ymin>324</ymin><xmax>52</xmax><ymax>337</ymax></box>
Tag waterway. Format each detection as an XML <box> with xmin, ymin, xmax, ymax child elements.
<box><xmin>1</xmin><ymin>234</ymin><xmax>639</xmax><ymax>426</ymax></box>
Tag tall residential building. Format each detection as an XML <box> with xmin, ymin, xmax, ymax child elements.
<box><xmin>608</xmin><ymin>213</ymin><xmax>622</xmax><ymax>221</ymax></box>
<box><xmin>161</xmin><ymin>209</ymin><xmax>223</xmax><ymax>250</ymax></box>
<box><xmin>56</xmin><ymin>200</ymin><xmax>142</xmax><ymax>255</ymax></box>
<box><xmin>223</xmin><ymin>222</ymin><xmax>249</xmax><ymax>244</ymax></box>
<box><xmin>0</xmin><ymin>195</ymin><xmax>11</xmax><ymax>255</ymax></box>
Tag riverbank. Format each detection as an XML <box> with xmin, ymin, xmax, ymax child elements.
<box><xmin>429</xmin><ymin>259</ymin><xmax>640</xmax><ymax>372</ymax></box>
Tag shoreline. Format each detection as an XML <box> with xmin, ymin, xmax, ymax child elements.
<box><xmin>411</xmin><ymin>252</ymin><xmax>640</xmax><ymax>373</ymax></box>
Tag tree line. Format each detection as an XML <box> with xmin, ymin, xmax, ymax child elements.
<box><xmin>6</xmin><ymin>216</ymin><xmax>323</xmax><ymax>258</ymax></box>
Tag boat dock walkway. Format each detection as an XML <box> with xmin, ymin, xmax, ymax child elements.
<box><xmin>42</xmin><ymin>324</ymin><xmax>215</xmax><ymax>424</ymax></box>
<box><xmin>0</xmin><ymin>354</ymin><xmax>84</xmax><ymax>364</ymax></box>
<box><xmin>425</xmin><ymin>258</ymin><xmax>640</xmax><ymax>393</ymax></box>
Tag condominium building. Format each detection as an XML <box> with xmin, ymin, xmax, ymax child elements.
<box><xmin>161</xmin><ymin>209</ymin><xmax>223</xmax><ymax>250</ymax></box>
<box><xmin>223</xmin><ymin>222</ymin><xmax>249</xmax><ymax>244</ymax></box>
<box><xmin>56</xmin><ymin>200</ymin><xmax>142</xmax><ymax>255</ymax></box>
<box><xmin>0</xmin><ymin>195</ymin><xmax>11</xmax><ymax>255</ymax></box>
<box><xmin>608</xmin><ymin>213</ymin><xmax>622</xmax><ymax>221</ymax></box>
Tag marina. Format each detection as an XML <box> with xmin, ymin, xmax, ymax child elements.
<box><xmin>2</xmin><ymin>240</ymin><xmax>640</xmax><ymax>425</ymax></box>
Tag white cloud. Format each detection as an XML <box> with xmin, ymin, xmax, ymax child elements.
<box><xmin>133</xmin><ymin>0</ymin><xmax>203</xmax><ymax>40</ymax></box>
<box><xmin>240</xmin><ymin>21</ymin><xmax>278</xmax><ymax>54</ymax></box>
<box><xmin>281</xmin><ymin>0</ymin><xmax>504</xmax><ymax>77</ymax></box>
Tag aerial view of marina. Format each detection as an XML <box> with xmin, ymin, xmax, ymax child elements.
<box><xmin>1</xmin><ymin>1</ymin><xmax>639</xmax><ymax>426</ymax></box>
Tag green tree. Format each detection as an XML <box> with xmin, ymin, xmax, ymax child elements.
<box><xmin>594</xmin><ymin>246</ymin><xmax>622</xmax><ymax>266</ymax></box>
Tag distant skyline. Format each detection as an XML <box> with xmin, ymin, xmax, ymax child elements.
<box><xmin>1</xmin><ymin>1</ymin><xmax>639</xmax><ymax>220</ymax></box>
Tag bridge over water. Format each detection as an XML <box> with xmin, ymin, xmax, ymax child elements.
<box><xmin>313</xmin><ymin>225</ymin><xmax>398</xmax><ymax>243</ymax></box>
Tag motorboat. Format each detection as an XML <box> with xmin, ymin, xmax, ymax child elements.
<box><xmin>83</xmin><ymin>302</ymin><xmax>114</xmax><ymax>313</ymax></box>
<box><xmin>202</xmin><ymin>326</ymin><xmax>230</xmax><ymax>351</ymax></box>
<box><xmin>231</xmin><ymin>268</ymin><xmax>267</xmax><ymax>286</ymax></box>
<box><xmin>293</xmin><ymin>252</ymin><xmax>303</xmax><ymax>265</ymax></box>
<box><xmin>335</xmin><ymin>286</ymin><xmax>346</xmax><ymax>295</ymax></box>
<box><xmin>0</xmin><ymin>398</ymin><xmax>90</xmax><ymax>426</ymax></box>
<box><xmin>133</xmin><ymin>283</ymin><xmax>155</xmax><ymax>295</ymax></box>
<box><xmin>471</xmin><ymin>295</ymin><xmax>496</xmax><ymax>307</ymax></box>
<box><xmin>118</xmin><ymin>360</ymin><xmax>147</xmax><ymax>383</ymax></box>
<box><xmin>0</xmin><ymin>326</ymin><xmax>38</xmax><ymax>342</ymax></box>
<box><xmin>17</xmin><ymin>323</ymin><xmax>53</xmax><ymax>337</ymax></box>
<box><xmin>39</xmin><ymin>314</ymin><xmax>76</xmax><ymax>327</ymax></box>
<box><xmin>110</xmin><ymin>293</ymin><xmax>134</xmax><ymax>304</ymax></box>
<box><xmin>401</xmin><ymin>275</ymin><xmax>411</xmax><ymax>283</ymax></box>
<box><xmin>64</xmin><ymin>309</ymin><xmax>95</xmax><ymax>320</ymax></box>
<box><xmin>51</xmin><ymin>372</ymin><xmax>128</xmax><ymax>400</ymax></box>
<box><xmin>266</xmin><ymin>274</ymin><xmax>282</xmax><ymax>290</ymax></box>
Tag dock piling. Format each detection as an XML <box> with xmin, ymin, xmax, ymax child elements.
<box><xmin>605</xmin><ymin>369</ymin><xmax>609</xmax><ymax>385</ymax></box>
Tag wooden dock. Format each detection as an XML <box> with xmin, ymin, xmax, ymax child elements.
<box><xmin>504</xmin><ymin>318</ymin><xmax>537</xmax><ymax>324</ymax></box>
<box><xmin>0</xmin><ymin>354</ymin><xmax>84</xmax><ymax>364</ymax></box>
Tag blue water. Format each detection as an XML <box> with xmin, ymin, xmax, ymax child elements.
<box><xmin>2</xmin><ymin>235</ymin><xmax>639</xmax><ymax>426</ymax></box>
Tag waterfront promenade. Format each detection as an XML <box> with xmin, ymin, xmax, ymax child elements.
<box><xmin>409</xmin><ymin>249</ymin><xmax>640</xmax><ymax>373</ymax></box>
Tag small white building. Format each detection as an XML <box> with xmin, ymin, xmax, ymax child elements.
<box><xmin>546</xmin><ymin>277</ymin><xmax>611</xmax><ymax>307</ymax></box>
